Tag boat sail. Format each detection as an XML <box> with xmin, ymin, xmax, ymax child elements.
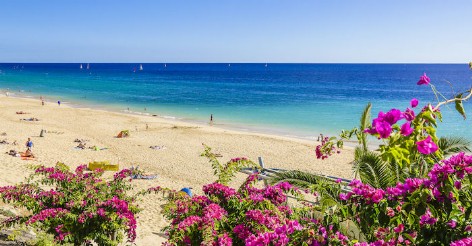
<box><xmin>80</xmin><ymin>64</ymin><xmax>83</xmax><ymax>69</ymax></box>
<box><xmin>86</xmin><ymin>63</ymin><xmax>90</xmax><ymax>70</ymax></box>
<box><xmin>139</xmin><ymin>64</ymin><xmax>143</xmax><ymax>71</ymax></box>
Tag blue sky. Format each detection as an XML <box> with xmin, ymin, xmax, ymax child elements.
<box><xmin>0</xmin><ymin>0</ymin><xmax>471</xmax><ymax>63</ymax></box>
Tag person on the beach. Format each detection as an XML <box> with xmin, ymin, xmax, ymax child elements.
<box><xmin>57</xmin><ymin>100</ymin><xmax>61</xmax><ymax>106</ymax></box>
<box><xmin>41</xmin><ymin>99</ymin><xmax>44</xmax><ymax>106</ymax></box>
<box><xmin>24</xmin><ymin>149</ymin><xmax>34</xmax><ymax>158</ymax></box>
<box><xmin>210</xmin><ymin>114</ymin><xmax>213</xmax><ymax>125</ymax></box>
<box><xmin>25</xmin><ymin>138</ymin><xmax>33</xmax><ymax>151</ymax></box>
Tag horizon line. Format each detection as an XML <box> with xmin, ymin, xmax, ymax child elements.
<box><xmin>0</xmin><ymin>62</ymin><xmax>469</xmax><ymax>65</ymax></box>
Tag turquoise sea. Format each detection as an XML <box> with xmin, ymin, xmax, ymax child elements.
<box><xmin>0</xmin><ymin>63</ymin><xmax>471</xmax><ymax>141</ymax></box>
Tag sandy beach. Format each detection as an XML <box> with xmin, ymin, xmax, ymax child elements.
<box><xmin>0</xmin><ymin>95</ymin><xmax>355</xmax><ymax>245</ymax></box>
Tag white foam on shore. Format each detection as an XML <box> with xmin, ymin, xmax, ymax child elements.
<box><xmin>0</xmin><ymin>88</ymin><xmax>341</xmax><ymax>144</ymax></box>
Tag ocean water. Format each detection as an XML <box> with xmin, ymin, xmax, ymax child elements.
<box><xmin>0</xmin><ymin>63</ymin><xmax>471</xmax><ymax>141</ymax></box>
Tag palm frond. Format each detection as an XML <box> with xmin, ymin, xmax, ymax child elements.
<box><xmin>359</xmin><ymin>103</ymin><xmax>372</xmax><ymax>151</ymax></box>
<box><xmin>268</xmin><ymin>170</ymin><xmax>343</xmax><ymax>210</ymax></box>
<box><xmin>438</xmin><ymin>136</ymin><xmax>471</xmax><ymax>156</ymax></box>
<box><xmin>352</xmin><ymin>147</ymin><xmax>395</xmax><ymax>188</ymax></box>
<box><xmin>268</xmin><ymin>170</ymin><xmax>333</xmax><ymax>188</ymax></box>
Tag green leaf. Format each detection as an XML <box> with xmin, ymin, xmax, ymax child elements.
<box><xmin>455</xmin><ymin>94</ymin><xmax>466</xmax><ymax>119</ymax></box>
<box><xmin>422</xmin><ymin>112</ymin><xmax>437</xmax><ymax>127</ymax></box>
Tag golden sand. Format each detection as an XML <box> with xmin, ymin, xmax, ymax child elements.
<box><xmin>0</xmin><ymin>95</ymin><xmax>354</xmax><ymax>245</ymax></box>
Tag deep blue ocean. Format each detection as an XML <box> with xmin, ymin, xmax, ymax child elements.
<box><xmin>0</xmin><ymin>63</ymin><xmax>471</xmax><ymax>140</ymax></box>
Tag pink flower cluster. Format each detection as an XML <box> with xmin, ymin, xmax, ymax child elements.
<box><xmin>101</xmin><ymin>196</ymin><xmax>137</xmax><ymax>241</ymax></box>
<box><xmin>0</xmin><ymin>164</ymin><xmax>140</xmax><ymax>244</ymax></box>
<box><xmin>343</xmin><ymin>152</ymin><xmax>472</xmax><ymax>202</ymax></box>
<box><xmin>451</xmin><ymin>237</ymin><xmax>472</xmax><ymax>246</ymax></box>
<box><xmin>364</xmin><ymin>109</ymin><xmax>403</xmax><ymax>138</ymax></box>
<box><xmin>203</xmin><ymin>182</ymin><xmax>238</xmax><ymax>200</ymax></box>
<box><xmin>340</xmin><ymin>179</ymin><xmax>385</xmax><ymax>204</ymax></box>
<box><xmin>27</xmin><ymin>208</ymin><xmax>69</xmax><ymax>224</ymax></box>
<box><xmin>113</xmin><ymin>169</ymin><xmax>133</xmax><ymax>180</ymax></box>
<box><xmin>339</xmin><ymin>152</ymin><xmax>472</xmax><ymax>244</ymax></box>
<box><xmin>315</xmin><ymin>136</ymin><xmax>339</xmax><ymax>159</ymax></box>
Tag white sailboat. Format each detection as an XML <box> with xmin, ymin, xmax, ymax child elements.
<box><xmin>80</xmin><ymin>64</ymin><xmax>83</xmax><ymax>69</ymax></box>
<box><xmin>139</xmin><ymin>64</ymin><xmax>143</xmax><ymax>71</ymax></box>
<box><xmin>164</xmin><ymin>63</ymin><xmax>167</xmax><ymax>68</ymax></box>
<box><xmin>265</xmin><ymin>63</ymin><xmax>268</xmax><ymax>67</ymax></box>
<box><xmin>86</xmin><ymin>63</ymin><xmax>90</xmax><ymax>70</ymax></box>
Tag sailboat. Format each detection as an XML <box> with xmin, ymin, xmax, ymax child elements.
<box><xmin>86</xmin><ymin>63</ymin><xmax>90</xmax><ymax>70</ymax></box>
<box><xmin>469</xmin><ymin>62</ymin><xmax>472</xmax><ymax>70</ymax></box>
<box><xmin>80</xmin><ymin>64</ymin><xmax>83</xmax><ymax>69</ymax></box>
<box><xmin>139</xmin><ymin>64</ymin><xmax>143</xmax><ymax>71</ymax></box>
<box><xmin>164</xmin><ymin>63</ymin><xmax>167</xmax><ymax>68</ymax></box>
<box><xmin>265</xmin><ymin>63</ymin><xmax>268</xmax><ymax>67</ymax></box>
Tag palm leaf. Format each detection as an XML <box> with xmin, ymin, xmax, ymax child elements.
<box><xmin>268</xmin><ymin>170</ymin><xmax>343</xmax><ymax>209</ymax></box>
<box><xmin>268</xmin><ymin>170</ymin><xmax>334</xmax><ymax>188</ymax></box>
<box><xmin>438</xmin><ymin>136</ymin><xmax>471</xmax><ymax>156</ymax></box>
<box><xmin>359</xmin><ymin>103</ymin><xmax>372</xmax><ymax>151</ymax></box>
<box><xmin>352</xmin><ymin>147</ymin><xmax>395</xmax><ymax>188</ymax></box>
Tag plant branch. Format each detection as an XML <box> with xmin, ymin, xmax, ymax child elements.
<box><xmin>433</xmin><ymin>88</ymin><xmax>472</xmax><ymax>111</ymax></box>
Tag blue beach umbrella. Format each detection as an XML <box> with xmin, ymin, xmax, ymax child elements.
<box><xmin>180</xmin><ymin>187</ymin><xmax>193</xmax><ymax>197</ymax></box>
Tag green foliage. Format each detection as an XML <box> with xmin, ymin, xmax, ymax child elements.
<box><xmin>268</xmin><ymin>170</ymin><xmax>345</xmax><ymax>211</ymax></box>
<box><xmin>201</xmin><ymin>144</ymin><xmax>259</xmax><ymax>185</ymax></box>
<box><xmin>358</xmin><ymin>102</ymin><xmax>372</xmax><ymax>151</ymax></box>
<box><xmin>352</xmin><ymin>147</ymin><xmax>398</xmax><ymax>188</ymax></box>
<box><xmin>455</xmin><ymin>93</ymin><xmax>467</xmax><ymax>119</ymax></box>
<box><xmin>438</xmin><ymin>136</ymin><xmax>471</xmax><ymax>156</ymax></box>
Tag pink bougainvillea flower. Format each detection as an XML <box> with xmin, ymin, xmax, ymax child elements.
<box><xmin>374</xmin><ymin>119</ymin><xmax>392</xmax><ymax>139</ymax></box>
<box><xmin>403</xmin><ymin>108</ymin><xmax>415</xmax><ymax>121</ymax></box>
<box><xmin>417</xmin><ymin>73</ymin><xmax>430</xmax><ymax>85</ymax></box>
<box><xmin>384</xmin><ymin>109</ymin><xmax>403</xmax><ymax>125</ymax></box>
<box><xmin>416</xmin><ymin>136</ymin><xmax>438</xmax><ymax>155</ymax></box>
<box><xmin>410</xmin><ymin>98</ymin><xmax>419</xmax><ymax>108</ymax></box>
<box><xmin>400</xmin><ymin>122</ymin><xmax>413</xmax><ymax>136</ymax></box>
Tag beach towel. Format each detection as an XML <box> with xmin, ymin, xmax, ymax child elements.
<box><xmin>131</xmin><ymin>174</ymin><xmax>157</xmax><ymax>180</ymax></box>
<box><xmin>149</xmin><ymin>145</ymin><xmax>166</xmax><ymax>150</ymax></box>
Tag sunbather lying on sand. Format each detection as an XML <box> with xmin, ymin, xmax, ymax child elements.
<box><xmin>149</xmin><ymin>145</ymin><xmax>166</xmax><ymax>150</ymax></box>
<box><xmin>74</xmin><ymin>138</ymin><xmax>89</xmax><ymax>143</ymax></box>
<box><xmin>20</xmin><ymin>149</ymin><xmax>34</xmax><ymax>158</ymax></box>
<box><xmin>21</xmin><ymin>118</ymin><xmax>40</xmax><ymax>121</ymax></box>
<box><xmin>76</xmin><ymin>142</ymin><xmax>86</xmax><ymax>149</ymax></box>
<box><xmin>129</xmin><ymin>166</ymin><xmax>157</xmax><ymax>179</ymax></box>
<box><xmin>6</xmin><ymin>149</ymin><xmax>19</xmax><ymax>157</ymax></box>
<box><xmin>16</xmin><ymin>111</ymin><xmax>29</xmax><ymax>114</ymax></box>
<box><xmin>88</xmin><ymin>146</ymin><xmax>108</xmax><ymax>151</ymax></box>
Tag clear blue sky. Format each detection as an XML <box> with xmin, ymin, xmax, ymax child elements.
<box><xmin>1</xmin><ymin>0</ymin><xmax>471</xmax><ymax>63</ymax></box>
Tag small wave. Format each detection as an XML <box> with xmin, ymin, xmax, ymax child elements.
<box><xmin>162</xmin><ymin>115</ymin><xmax>177</xmax><ymax>119</ymax></box>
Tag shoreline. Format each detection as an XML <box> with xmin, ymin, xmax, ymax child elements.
<box><xmin>0</xmin><ymin>91</ymin><xmax>355</xmax><ymax>244</ymax></box>
<box><xmin>0</xmin><ymin>88</ymin><xmax>344</xmax><ymax>143</ymax></box>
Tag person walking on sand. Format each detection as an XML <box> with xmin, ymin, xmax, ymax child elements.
<box><xmin>25</xmin><ymin>138</ymin><xmax>33</xmax><ymax>151</ymax></box>
<box><xmin>210</xmin><ymin>114</ymin><xmax>213</xmax><ymax>125</ymax></box>
<box><xmin>57</xmin><ymin>100</ymin><xmax>61</xmax><ymax>106</ymax></box>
